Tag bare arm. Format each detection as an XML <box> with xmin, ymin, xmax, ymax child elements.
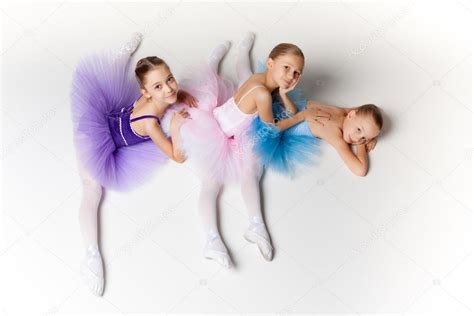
<box><xmin>332</xmin><ymin>139</ymin><xmax>369</xmax><ymax>176</ymax></box>
<box><xmin>278</xmin><ymin>90</ymin><xmax>298</xmax><ymax>115</ymax></box>
<box><xmin>276</xmin><ymin>112</ymin><xmax>305</xmax><ymax>131</ymax></box>
<box><xmin>278</xmin><ymin>76</ymin><xmax>301</xmax><ymax>115</ymax></box>
<box><xmin>145</xmin><ymin>117</ymin><xmax>186</xmax><ymax>163</ymax></box>
<box><xmin>255</xmin><ymin>91</ymin><xmax>274</xmax><ymax>123</ymax></box>
<box><xmin>255</xmin><ymin>90</ymin><xmax>304</xmax><ymax>131</ymax></box>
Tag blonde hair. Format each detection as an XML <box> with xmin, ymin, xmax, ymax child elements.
<box><xmin>269</xmin><ymin>43</ymin><xmax>305</xmax><ymax>62</ymax></box>
<box><xmin>355</xmin><ymin>104</ymin><xmax>383</xmax><ymax>130</ymax></box>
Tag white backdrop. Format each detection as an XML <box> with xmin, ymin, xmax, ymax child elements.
<box><xmin>1</xmin><ymin>1</ymin><xmax>472</xmax><ymax>314</ymax></box>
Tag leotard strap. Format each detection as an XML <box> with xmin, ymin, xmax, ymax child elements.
<box><xmin>236</xmin><ymin>85</ymin><xmax>266</xmax><ymax>106</ymax></box>
<box><xmin>130</xmin><ymin>115</ymin><xmax>161</xmax><ymax>124</ymax></box>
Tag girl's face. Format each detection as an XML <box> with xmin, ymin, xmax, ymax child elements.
<box><xmin>267</xmin><ymin>54</ymin><xmax>304</xmax><ymax>89</ymax></box>
<box><xmin>141</xmin><ymin>65</ymin><xmax>179</xmax><ymax>104</ymax></box>
<box><xmin>342</xmin><ymin>110</ymin><xmax>380</xmax><ymax>145</ymax></box>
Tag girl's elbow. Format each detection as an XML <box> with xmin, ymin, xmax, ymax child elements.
<box><xmin>354</xmin><ymin>166</ymin><xmax>368</xmax><ymax>177</ymax></box>
<box><xmin>173</xmin><ymin>156</ymin><xmax>186</xmax><ymax>163</ymax></box>
<box><xmin>357</xmin><ymin>170</ymin><xmax>368</xmax><ymax>177</ymax></box>
<box><xmin>172</xmin><ymin>153</ymin><xmax>186</xmax><ymax>163</ymax></box>
<box><xmin>347</xmin><ymin>162</ymin><xmax>368</xmax><ymax>177</ymax></box>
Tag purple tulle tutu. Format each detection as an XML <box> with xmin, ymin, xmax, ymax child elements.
<box><xmin>176</xmin><ymin>64</ymin><xmax>262</xmax><ymax>183</ymax></box>
<box><xmin>71</xmin><ymin>52</ymin><xmax>167</xmax><ymax>191</ymax></box>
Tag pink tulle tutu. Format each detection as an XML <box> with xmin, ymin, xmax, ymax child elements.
<box><xmin>174</xmin><ymin>64</ymin><xmax>261</xmax><ymax>183</ymax></box>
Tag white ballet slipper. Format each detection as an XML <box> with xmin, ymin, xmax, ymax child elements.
<box><xmin>80</xmin><ymin>244</ymin><xmax>105</xmax><ymax>296</ymax></box>
<box><xmin>244</xmin><ymin>216</ymin><xmax>273</xmax><ymax>261</ymax></box>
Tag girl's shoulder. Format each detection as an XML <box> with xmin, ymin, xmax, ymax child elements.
<box><xmin>246</xmin><ymin>85</ymin><xmax>271</xmax><ymax>104</ymax></box>
<box><xmin>236</xmin><ymin>79</ymin><xmax>270</xmax><ymax>102</ymax></box>
<box><xmin>131</xmin><ymin>102</ymin><xmax>161</xmax><ymax>125</ymax></box>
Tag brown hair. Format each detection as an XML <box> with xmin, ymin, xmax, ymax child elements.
<box><xmin>269</xmin><ymin>43</ymin><xmax>305</xmax><ymax>62</ymax></box>
<box><xmin>135</xmin><ymin>56</ymin><xmax>168</xmax><ymax>87</ymax></box>
<box><xmin>355</xmin><ymin>104</ymin><xmax>383</xmax><ymax>130</ymax></box>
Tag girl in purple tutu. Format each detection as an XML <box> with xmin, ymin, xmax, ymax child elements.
<box><xmin>71</xmin><ymin>33</ymin><xmax>195</xmax><ymax>296</ymax></box>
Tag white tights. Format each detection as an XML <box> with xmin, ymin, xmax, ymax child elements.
<box><xmin>201</xmin><ymin>33</ymin><xmax>273</xmax><ymax>268</ymax></box>
<box><xmin>76</xmin><ymin>32</ymin><xmax>144</xmax><ymax>296</ymax></box>
<box><xmin>78</xmin><ymin>163</ymin><xmax>104</xmax><ymax>296</ymax></box>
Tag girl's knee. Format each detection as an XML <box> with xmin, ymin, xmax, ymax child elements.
<box><xmin>82</xmin><ymin>177</ymin><xmax>102</xmax><ymax>198</ymax></box>
<box><xmin>201</xmin><ymin>179</ymin><xmax>222</xmax><ymax>193</ymax></box>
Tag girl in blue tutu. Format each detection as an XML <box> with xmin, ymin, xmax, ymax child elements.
<box><xmin>71</xmin><ymin>33</ymin><xmax>196</xmax><ymax>296</ymax></box>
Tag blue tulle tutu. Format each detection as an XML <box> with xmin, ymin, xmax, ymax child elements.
<box><xmin>248</xmin><ymin>62</ymin><xmax>320</xmax><ymax>176</ymax></box>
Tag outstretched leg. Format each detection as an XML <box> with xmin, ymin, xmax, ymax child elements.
<box><xmin>240</xmin><ymin>163</ymin><xmax>273</xmax><ymax>261</ymax></box>
<box><xmin>208</xmin><ymin>41</ymin><xmax>231</xmax><ymax>73</ymax></box>
<box><xmin>78</xmin><ymin>164</ymin><xmax>105</xmax><ymax>296</ymax></box>
<box><xmin>76</xmin><ymin>33</ymin><xmax>144</xmax><ymax>297</ymax></box>
<box><xmin>122</xmin><ymin>32</ymin><xmax>143</xmax><ymax>56</ymax></box>
<box><xmin>236</xmin><ymin>32</ymin><xmax>256</xmax><ymax>87</ymax></box>
<box><xmin>198</xmin><ymin>178</ymin><xmax>232</xmax><ymax>268</ymax></box>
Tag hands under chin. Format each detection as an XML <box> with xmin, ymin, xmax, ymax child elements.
<box><xmin>365</xmin><ymin>138</ymin><xmax>377</xmax><ymax>152</ymax></box>
<box><xmin>279</xmin><ymin>78</ymin><xmax>300</xmax><ymax>96</ymax></box>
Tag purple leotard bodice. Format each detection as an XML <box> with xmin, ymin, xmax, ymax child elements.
<box><xmin>107</xmin><ymin>103</ymin><xmax>160</xmax><ymax>148</ymax></box>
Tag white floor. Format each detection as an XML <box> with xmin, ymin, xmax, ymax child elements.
<box><xmin>1</xmin><ymin>1</ymin><xmax>472</xmax><ymax>314</ymax></box>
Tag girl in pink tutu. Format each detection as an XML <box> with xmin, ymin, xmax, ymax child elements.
<box><xmin>71</xmin><ymin>33</ymin><xmax>195</xmax><ymax>295</ymax></box>
<box><xmin>177</xmin><ymin>33</ymin><xmax>322</xmax><ymax>268</ymax></box>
